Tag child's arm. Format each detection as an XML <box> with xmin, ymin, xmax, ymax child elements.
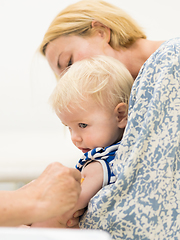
<box><xmin>73</xmin><ymin>161</ymin><xmax>104</xmax><ymax>210</ymax></box>
<box><xmin>31</xmin><ymin>161</ymin><xmax>103</xmax><ymax>228</ymax></box>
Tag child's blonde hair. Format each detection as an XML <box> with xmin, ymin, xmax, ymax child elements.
<box><xmin>49</xmin><ymin>55</ymin><xmax>134</xmax><ymax>114</ymax></box>
<box><xmin>40</xmin><ymin>0</ymin><xmax>146</xmax><ymax>55</ymax></box>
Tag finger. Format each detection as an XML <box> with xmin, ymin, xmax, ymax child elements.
<box><xmin>18</xmin><ymin>225</ymin><xmax>31</xmax><ymax>228</ymax></box>
<box><xmin>70</xmin><ymin>168</ymin><xmax>81</xmax><ymax>183</ymax></box>
<box><xmin>73</xmin><ymin>208</ymin><xmax>85</xmax><ymax>218</ymax></box>
<box><xmin>66</xmin><ymin>218</ymin><xmax>79</xmax><ymax>227</ymax></box>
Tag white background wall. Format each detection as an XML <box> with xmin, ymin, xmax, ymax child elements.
<box><xmin>0</xmin><ymin>0</ymin><xmax>180</xmax><ymax>183</ymax></box>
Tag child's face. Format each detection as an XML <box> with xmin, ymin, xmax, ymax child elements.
<box><xmin>57</xmin><ymin>101</ymin><xmax>124</xmax><ymax>153</ymax></box>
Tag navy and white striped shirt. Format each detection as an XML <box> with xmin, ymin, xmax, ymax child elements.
<box><xmin>75</xmin><ymin>141</ymin><xmax>120</xmax><ymax>187</ymax></box>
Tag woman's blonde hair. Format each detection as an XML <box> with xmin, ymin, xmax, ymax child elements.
<box><xmin>49</xmin><ymin>55</ymin><xmax>134</xmax><ymax>114</ymax></box>
<box><xmin>40</xmin><ymin>0</ymin><xmax>146</xmax><ymax>55</ymax></box>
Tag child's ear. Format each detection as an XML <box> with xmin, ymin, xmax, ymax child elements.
<box><xmin>114</xmin><ymin>103</ymin><xmax>128</xmax><ymax>128</ymax></box>
<box><xmin>91</xmin><ymin>20</ymin><xmax>111</xmax><ymax>42</ymax></box>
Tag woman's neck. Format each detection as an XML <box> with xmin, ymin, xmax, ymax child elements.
<box><xmin>116</xmin><ymin>39</ymin><xmax>165</xmax><ymax>80</ymax></box>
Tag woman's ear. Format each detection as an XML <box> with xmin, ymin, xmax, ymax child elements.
<box><xmin>91</xmin><ymin>20</ymin><xmax>111</xmax><ymax>42</ymax></box>
<box><xmin>114</xmin><ymin>103</ymin><xmax>128</xmax><ymax>129</ymax></box>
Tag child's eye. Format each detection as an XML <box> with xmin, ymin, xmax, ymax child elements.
<box><xmin>78</xmin><ymin>123</ymin><xmax>87</xmax><ymax>128</ymax></box>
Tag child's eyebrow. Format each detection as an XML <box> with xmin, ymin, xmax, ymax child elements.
<box><xmin>61</xmin><ymin>122</ymin><xmax>67</xmax><ymax>126</ymax></box>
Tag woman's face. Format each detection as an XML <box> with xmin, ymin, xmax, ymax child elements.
<box><xmin>45</xmin><ymin>34</ymin><xmax>115</xmax><ymax>76</ymax></box>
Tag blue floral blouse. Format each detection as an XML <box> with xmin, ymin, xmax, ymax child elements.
<box><xmin>80</xmin><ymin>38</ymin><xmax>180</xmax><ymax>240</ymax></box>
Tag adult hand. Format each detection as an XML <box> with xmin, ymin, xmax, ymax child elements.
<box><xmin>19</xmin><ymin>162</ymin><xmax>81</xmax><ymax>223</ymax></box>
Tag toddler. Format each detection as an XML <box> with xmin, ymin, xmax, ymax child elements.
<box><xmin>32</xmin><ymin>55</ymin><xmax>133</xmax><ymax>228</ymax></box>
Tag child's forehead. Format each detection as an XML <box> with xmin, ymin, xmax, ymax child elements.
<box><xmin>57</xmin><ymin>105</ymin><xmax>89</xmax><ymax>120</ymax></box>
<box><xmin>58</xmin><ymin>109</ymin><xmax>91</xmax><ymax>126</ymax></box>
<box><xmin>66</xmin><ymin>99</ymin><xmax>100</xmax><ymax>112</ymax></box>
<box><xmin>57</xmin><ymin>100</ymin><xmax>109</xmax><ymax>119</ymax></box>
<box><xmin>58</xmin><ymin>101</ymin><xmax>110</xmax><ymax>122</ymax></box>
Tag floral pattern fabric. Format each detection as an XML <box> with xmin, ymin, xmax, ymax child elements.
<box><xmin>80</xmin><ymin>38</ymin><xmax>180</xmax><ymax>240</ymax></box>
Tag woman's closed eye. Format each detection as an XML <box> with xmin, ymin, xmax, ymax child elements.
<box><xmin>78</xmin><ymin>123</ymin><xmax>87</xmax><ymax>128</ymax></box>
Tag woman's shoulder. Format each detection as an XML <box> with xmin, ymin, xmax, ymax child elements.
<box><xmin>143</xmin><ymin>37</ymin><xmax>180</xmax><ymax>69</ymax></box>
<box><xmin>156</xmin><ymin>37</ymin><xmax>180</xmax><ymax>56</ymax></box>
<box><xmin>160</xmin><ymin>37</ymin><xmax>180</xmax><ymax>48</ymax></box>
<box><xmin>132</xmin><ymin>37</ymin><xmax>180</xmax><ymax>102</ymax></box>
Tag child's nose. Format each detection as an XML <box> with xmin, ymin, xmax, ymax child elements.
<box><xmin>71</xmin><ymin>131</ymin><xmax>82</xmax><ymax>143</ymax></box>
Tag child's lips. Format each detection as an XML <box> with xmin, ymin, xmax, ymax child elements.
<box><xmin>78</xmin><ymin>148</ymin><xmax>91</xmax><ymax>153</ymax></box>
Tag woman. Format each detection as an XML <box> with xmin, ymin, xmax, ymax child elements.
<box><xmin>39</xmin><ymin>0</ymin><xmax>162</xmax><ymax>80</ymax></box>
<box><xmin>0</xmin><ymin>162</ymin><xmax>82</xmax><ymax>227</ymax></box>
<box><xmin>39</xmin><ymin>0</ymin><xmax>180</xmax><ymax>238</ymax></box>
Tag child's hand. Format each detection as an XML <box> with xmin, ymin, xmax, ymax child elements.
<box><xmin>66</xmin><ymin>208</ymin><xmax>85</xmax><ymax>228</ymax></box>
